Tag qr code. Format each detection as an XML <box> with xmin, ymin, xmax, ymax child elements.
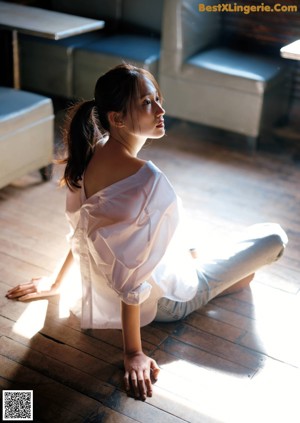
<box><xmin>2</xmin><ymin>390</ymin><xmax>33</xmax><ymax>421</ymax></box>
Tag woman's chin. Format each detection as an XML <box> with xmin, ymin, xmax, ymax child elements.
<box><xmin>153</xmin><ymin>128</ymin><xmax>166</xmax><ymax>138</ymax></box>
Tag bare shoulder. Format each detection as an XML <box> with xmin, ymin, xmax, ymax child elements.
<box><xmin>84</xmin><ymin>153</ymin><xmax>147</xmax><ymax>198</ymax></box>
<box><xmin>126</xmin><ymin>157</ymin><xmax>147</xmax><ymax>174</ymax></box>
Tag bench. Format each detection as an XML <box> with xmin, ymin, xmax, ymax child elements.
<box><xmin>0</xmin><ymin>87</ymin><xmax>54</xmax><ymax>189</ymax></box>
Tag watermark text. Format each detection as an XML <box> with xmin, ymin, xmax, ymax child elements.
<box><xmin>198</xmin><ymin>3</ymin><xmax>298</xmax><ymax>14</ymax></box>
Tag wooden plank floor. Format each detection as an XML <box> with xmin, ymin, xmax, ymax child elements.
<box><xmin>1</xmin><ymin>115</ymin><xmax>300</xmax><ymax>423</ymax></box>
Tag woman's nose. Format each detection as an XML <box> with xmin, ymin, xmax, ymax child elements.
<box><xmin>156</xmin><ymin>103</ymin><xmax>165</xmax><ymax>116</ymax></box>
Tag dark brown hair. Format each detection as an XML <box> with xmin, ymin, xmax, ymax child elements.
<box><xmin>60</xmin><ymin>63</ymin><xmax>162</xmax><ymax>190</ymax></box>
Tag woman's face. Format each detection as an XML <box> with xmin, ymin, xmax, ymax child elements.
<box><xmin>123</xmin><ymin>76</ymin><xmax>165</xmax><ymax>140</ymax></box>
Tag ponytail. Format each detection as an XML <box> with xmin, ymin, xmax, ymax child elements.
<box><xmin>60</xmin><ymin>100</ymin><xmax>102</xmax><ymax>190</ymax></box>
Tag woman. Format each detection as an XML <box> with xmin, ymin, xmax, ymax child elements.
<box><xmin>6</xmin><ymin>64</ymin><xmax>288</xmax><ymax>401</ymax></box>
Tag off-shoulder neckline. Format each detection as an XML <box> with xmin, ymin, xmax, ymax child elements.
<box><xmin>82</xmin><ymin>160</ymin><xmax>158</xmax><ymax>202</ymax></box>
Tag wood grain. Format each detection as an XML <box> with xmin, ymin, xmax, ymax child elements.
<box><xmin>1</xmin><ymin>115</ymin><xmax>299</xmax><ymax>422</ymax></box>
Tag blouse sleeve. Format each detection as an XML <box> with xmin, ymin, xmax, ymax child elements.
<box><xmin>83</xmin><ymin>170</ymin><xmax>179</xmax><ymax>305</ymax></box>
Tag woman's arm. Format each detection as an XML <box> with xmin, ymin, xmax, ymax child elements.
<box><xmin>6</xmin><ymin>249</ymin><xmax>74</xmax><ymax>301</ymax></box>
<box><xmin>121</xmin><ymin>301</ymin><xmax>160</xmax><ymax>400</ymax></box>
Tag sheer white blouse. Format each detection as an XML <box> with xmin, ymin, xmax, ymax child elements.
<box><xmin>66</xmin><ymin>161</ymin><xmax>198</xmax><ymax>329</ymax></box>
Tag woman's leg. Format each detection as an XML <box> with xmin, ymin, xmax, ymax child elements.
<box><xmin>190</xmin><ymin>246</ymin><xmax>255</xmax><ymax>296</ymax></box>
<box><xmin>196</xmin><ymin>223</ymin><xmax>287</xmax><ymax>301</ymax></box>
<box><xmin>216</xmin><ymin>272</ymin><xmax>255</xmax><ymax>297</ymax></box>
<box><xmin>155</xmin><ymin>223</ymin><xmax>288</xmax><ymax>322</ymax></box>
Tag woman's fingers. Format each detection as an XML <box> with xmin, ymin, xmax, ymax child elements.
<box><xmin>6</xmin><ymin>283</ymin><xmax>37</xmax><ymax>299</ymax></box>
<box><xmin>124</xmin><ymin>370</ymin><xmax>152</xmax><ymax>400</ymax></box>
<box><xmin>150</xmin><ymin>359</ymin><xmax>160</xmax><ymax>380</ymax></box>
<box><xmin>137</xmin><ymin>370</ymin><xmax>147</xmax><ymax>400</ymax></box>
<box><xmin>131</xmin><ymin>370</ymin><xmax>148</xmax><ymax>400</ymax></box>
<box><xmin>124</xmin><ymin>371</ymin><xmax>130</xmax><ymax>393</ymax></box>
<box><xmin>144</xmin><ymin>370</ymin><xmax>152</xmax><ymax>397</ymax></box>
<box><xmin>16</xmin><ymin>292</ymin><xmax>39</xmax><ymax>301</ymax></box>
<box><xmin>124</xmin><ymin>354</ymin><xmax>160</xmax><ymax>400</ymax></box>
<box><xmin>130</xmin><ymin>370</ymin><xmax>139</xmax><ymax>398</ymax></box>
<box><xmin>6</xmin><ymin>277</ymin><xmax>58</xmax><ymax>300</ymax></box>
<box><xmin>7</xmin><ymin>282</ymin><xmax>34</xmax><ymax>294</ymax></box>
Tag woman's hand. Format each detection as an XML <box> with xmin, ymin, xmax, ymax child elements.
<box><xmin>6</xmin><ymin>276</ymin><xmax>60</xmax><ymax>301</ymax></box>
<box><xmin>121</xmin><ymin>302</ymin><xmax>159</xmax><ymax>400</ymax></box>
<box><xmin>6</xmin><ymin>250</ymin><xmax>74</xmax><ymax>301</ymax></box>
<box><xmin>124</xmin><ymin>351</ymin><xmax>160</xmax><ymax>400</ymax></box>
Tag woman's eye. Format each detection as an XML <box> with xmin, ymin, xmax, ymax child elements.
<box><xmin>143</xmin><ymin>99</ymin><xmax>151</xmax><ymax>105</ymax></box>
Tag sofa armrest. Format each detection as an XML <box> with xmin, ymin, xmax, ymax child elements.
<box><xmin>160</xmin><ymin>0</ymin><xmax>221</xmax><ymax>75</ymax></box>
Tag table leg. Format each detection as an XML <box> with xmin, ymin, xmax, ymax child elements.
<box><xmin>12</xmin><ymin>30</ymin><xmax>20</xmax><ymax>89</ymax></box>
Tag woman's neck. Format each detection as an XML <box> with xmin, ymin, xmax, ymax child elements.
<box><xmin>108</xmin><ymin>134</ymin><xmax>146</xmax><ymax>157</ymax></box>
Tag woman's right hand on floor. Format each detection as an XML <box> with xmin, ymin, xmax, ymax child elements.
<box><xmin>6</xmin><ymin>276</ymin><xmax>60</xmax><ymax>301</ymax></box>
<box><xmin>124</xmin><ymin>351</ymin><xmax>160</xmax><ymax>400</ymax></box>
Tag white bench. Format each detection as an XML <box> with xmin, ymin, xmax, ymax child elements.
<box><xmin>0</xmin><ymin>87</ymin><xmax>54</xmax><ymax>189</ymax></box>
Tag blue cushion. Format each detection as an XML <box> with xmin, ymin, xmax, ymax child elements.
<box><xmin>0</xmin><ymin>88</ymin><xmax>49</xmax><ymax>118</ymax></box>
<box><xmin>80</xmin><ymin>34</ymin><xmax>160</xmax><ymax>63</ymax></box>
<box><xmin>188</xmin><ymin>47</ymin><xmax>283</xmax><ymax>82</ymax></box>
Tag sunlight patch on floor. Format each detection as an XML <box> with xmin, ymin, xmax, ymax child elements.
<box><xmin>12</xmin><ymin>300</ymin><xmax>48</xmax><ymax>339</ymax></box>
<box><xmin>249</xmin><ymin>283</ymin><xmax>300</xmax><ymax>367</ymax></box>
<box><xmin>58</xmin><ymin>262</ymin><xmax>82</xmax><ymax>319</ymax></box>
<box><xmin>156</xmin><ymin>359</ymin><xmax>249</xmax><ymax>423</ymax></box>
<box><xmin>155</xmin><ymin>358</ymin><xmax>300</xmax><ymax>423</ymax></box>
<box><xmin>8</xmin><ymin>262</ymin><xmax>81</xmax><ymax>339</ymax></box>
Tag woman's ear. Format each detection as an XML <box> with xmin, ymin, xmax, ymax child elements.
<box><xmin>107</xmin><ymin>111</ymin><xmax>125</xmax><ymax>128</ymax></box>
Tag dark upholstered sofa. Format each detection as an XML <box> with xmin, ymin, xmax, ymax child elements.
<box><xmin>160</xmin><ymin>0</ymin><xmax>291</xmax><ymax>148</ymax></box>
<box><xmin>18</xmin><ymin>0</ymin><xmax>291</xmax><ymax>147</ymax></box>
<box><xmin>19</xmin><ymin>0</ymin><xmax>163</xmax><ymax>99</ymax></box>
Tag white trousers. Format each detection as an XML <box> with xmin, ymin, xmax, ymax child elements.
<box><xmin>155</xmin><ymin>223</ymin><xmax>288</xmax><ymax>322</ymax></box>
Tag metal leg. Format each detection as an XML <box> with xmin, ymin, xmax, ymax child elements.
<box><xmin>12</xmin><ymin>30</ymin><xmax>20</xmax><ymax>89</ymax></box>
<box><xmin>39</xmin><ymin>164</ymin><xmax>53</xmax><ymax>182</ymax></box>
<box><xmin>246</xmin><ymin>135</ymin><xmax>258</xmax><ymax>152</ymax></box>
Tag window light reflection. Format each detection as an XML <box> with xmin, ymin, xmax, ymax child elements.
<box><xmin>12</xmin><ymin>300</ymin><xmax>48</xmax><ymax>339</ymax></box>
<box><xmin>58</xmin><ymin>262</ymin><xmax>82</xmax><ymax>319</ymax></box>
<box><xmin>155</xmin><ymin>354</ymin><xmax>300</xmax><ymax>422</ymax></box>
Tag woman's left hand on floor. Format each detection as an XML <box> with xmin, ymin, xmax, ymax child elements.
<box><xmin>6</xmin><ymin>276</ymin><xmax>59</xmax><ymax>301</ymax></box>
<box><xmin>124</xmin><ymin>351</ymin><xmax>160</xmax><ymax>400</ymax></box>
